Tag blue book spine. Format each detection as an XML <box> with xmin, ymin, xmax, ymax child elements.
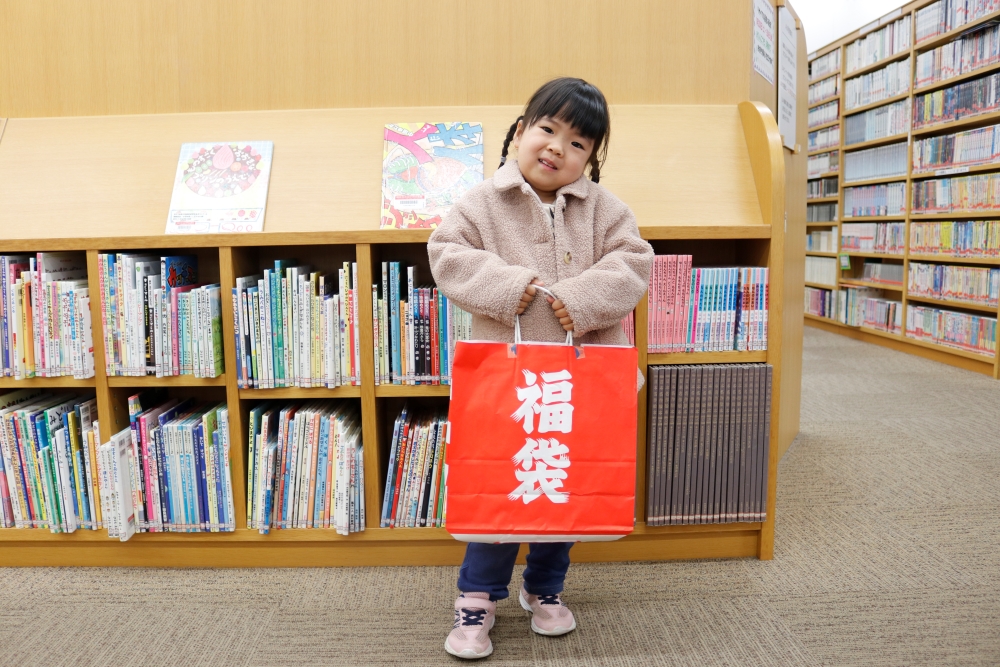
<box><xmin>60</xmin><ymin>412</ymin><xmax>81</xmax><ymax>522</ymax></box>
<box><xmin>260</xmin><ymin>446</ymin><xmax>276</xmax><ymax>534</ymax></box>
<box><xmin>389</xmin><ymin>262</ymin><xmax>400</xmax><ymax>383</ymax></box>
<box><xmin>212</xmin><ymin>428</ymin><xmax>224</xmax><ymax>530</ymax></box>
<box><xmin>315</xmin><ymin>416</ymin><xmax>329</xmax><ymax>527</ymax></box>
<box><xmin>154</xmin><ymin>427</ymin><xmax>169</xmax><ymax>529</ymax></box>
<box><xmin>280</xmin><ymin>417</ymin><xmax>293</xmax><ymax>529</ymax></box>
<box><xmin>194</xmin><ymin>422</ymin><xmax>209</xmax><ymax>532</ymax></box>
<box><xmin>380</xmin><ymin>412</ymin><xmax>404</xmax><ymax>527</ymax></box>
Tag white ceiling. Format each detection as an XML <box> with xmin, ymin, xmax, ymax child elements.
<box><xmin>793</xmin><ymin>0</ymin><xmax>910</xmax><ymax>53</ymax></box>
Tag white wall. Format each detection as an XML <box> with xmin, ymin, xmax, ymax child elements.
<box><xmin>795</xmin><ymin>0</ymin><xmax>910</xmax><ymax>52</ymax></box>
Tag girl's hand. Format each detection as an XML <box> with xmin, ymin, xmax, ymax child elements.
<box><xmin>547</xmin><ymin>295</ymin><xmax>574</xmax><ymax>332</ymax></box>
<box><xmin>517</xmin><ymin>278</ymin><xmax>545</xmax><ymax>315</ymax></box>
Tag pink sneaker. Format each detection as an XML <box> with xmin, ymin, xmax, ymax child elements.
<box><xmin>445</xmin><ymin>592</ymin><xmax>496</xmax><ymax>659</ymax></box>
<box><xmin>518</xmin><ymin>586</ymin><xmax>577</xmax><ymax>636</ymax></box>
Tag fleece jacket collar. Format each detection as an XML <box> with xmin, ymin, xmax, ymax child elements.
<box><xmin>493</xmin><ymin>159</ymin><xmax>591</xmax><ymax>201</ymax></box>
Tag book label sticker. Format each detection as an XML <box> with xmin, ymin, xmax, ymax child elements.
<box><xmin>165</xmin><ymin>141</ymin><xmax>274</xmax><ymax>235</ymax></box>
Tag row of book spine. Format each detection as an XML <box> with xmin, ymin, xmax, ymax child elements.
<box><xmin>807</xmin><ymin>177</ymin><xmax>839</xmax><ymax>199</ymax></box>
<box><xmin>807</xmin><ymin>202</ymin><xmax>839</xmax><ymax>222</ymax></box>
<box><xmin>648</xmin><ymin>257</ymin><xmax>768</xmax><ymax>353</ymax></box>
<box><xmin>808</xmin><ymin>101</ymin><xmax>840</xmax><ymax>128</ymax></box>
<box><xmin>645</xmin><ymin>364</ymin><xmax>771</xmax><ymax>526</ymax></box>
<box><xmin>912</xmin><ymin>122</ymin><xmax>1000</xmax><ymax>173</ymax></box>
<box><xmin>910</xmin><ymin>220</ymin><xmax>1000</xmax><ymax>256</ymax></box>
<box><xmin>372</xmin><ymin>262</ymin><xmax>472</xmax><ymax>386</ymax></box>
<box><xmin>912</xmin><ymin>172</ymin><xmax>1000</xmax><ymax>212</ymax></box>
<box><xmin>912</xmin><ymin>71</ymin><xmax>1000</xmax><ymax>129</ymax></box>
<box><xmin>906</xmin><ymin>305</ymin><xmax>997</xmax><ymax>355</ymax></box>
<box><xmin>844</xmin><ymin>99</ymin><xmax>910</xmax><ymax>145</ymax></box>
<box><xmin>908</xmin><ymin>262</ymin><xmax>1000</xmax><ymax>305</ymax></box>
<box><xmin>915</xmin><ymin>21</ymin><xmax>1000</xmax><ymax>89</ymax></box>
<box><xmin>246</xmin><ymin>401</ymin><xmax>363</xmax><ymax>535</ymax></box>
<box><xmin>0</xmin><ymin>391</ymin><xmax>99</xmax><ymax>530</ymax></box>
<box><xmin>805</xmin><ymin>256</ymin><xmax>838</xmax><ymax>286</ymax></box>
<box><xmin>106</xmin><ymin>393</ymin><xmax>235</xmax><ymax>539</ymax></box>
<box><xmin>99</xmin><ymin>253</ymin><xmax>223</xmax><ymax>378</ymax></box>
<box><xmin>0</xmin><ymin>253</ymin><xmax>94</xmax><ymax>380</ymax></box>
<box><xmin>807</xmin><ymin>228</ymin><xmax>837</xmax><ymax>253</ymax></box>
<box><xmin>807</xmin><ymin>150</ymin><xmax>839</xmax><ymax>177</ymax></box>
<box><xmin>861</xmin><ymin>261</ymin><xmax>904</xmax><ymax>285</ymax></box>
<box><xmin>844</xmin><ymin>142</ymin><xmax>908</xmax><ymax>182</ymax></box>
<box><xmin>841</xmin><ymin>222</ymin><xmax>906</xmax><ymax>254</ymax></box>
<box><xmin>844</xmin><ymin>182</ymin><xmax>906</xmax><ymax>217</ymax></box>
<box><xmin>809</xmin><ymin>50</ymin><xmax>841</xmax><ymax>81</ymax></box>
<box><xmin>379</xmin><ymin>406</ymin><xmax>448</xmax><ymax>528</ymax></box>
<box><xmin>808</xmin><ymin>125</ymin><xmax>840</xmax><ymax>151</ymax></box>
<box><xmin>804</xmin><ymin>286</ymin><xmax>838</xmax><ymax>319</ymax></box>
<box><xmin>844</xmin><ymin>56</ymin><xmax>910</xmax><ymax>111</ymax></box>
<box><xmin>915</xmin><ymin>0</ymin><xmax>1000</xmax><ymax>44</ymax></box>
<box><xmin>233</xmin><ymin>261</ymin><xmax>361</xmax><ymax>389</ymax></box>
<box><xmin>845</xmin><ymin>15</ymin><xmax>911</xmax><ymax>74</ymax></box>
<box><xmin>839</xmin><ymin>287</ymin><xmax>902</xmax><ymax>332</ymax></box>
<box><xmin>808</xmin><ymin>75</ymin><xmax>840</xmax><ymax>105</ymax></box>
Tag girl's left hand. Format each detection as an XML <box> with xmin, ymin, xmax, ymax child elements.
<box><xmin>546</xmin><ymin>295</ymin><xmax>574</xmax><ymax>332</ymax></box>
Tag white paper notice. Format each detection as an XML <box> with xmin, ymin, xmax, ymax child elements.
<box><xmin>778</xmin><ymin>6</ymin><xmax>798</xmax><ymax>151</ymax></box>
<box><xmin>165</xmin><ymin>141</ymin><xmax>273</xmax><ymax>234</ymax></box>
<box><xmin>752</xmin><ymin>0</ymin><xmax>776</xmax><ymax>85</ymax></box>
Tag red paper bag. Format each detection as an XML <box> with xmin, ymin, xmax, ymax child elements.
<box><xmin>445</xmin><ymin>336</ymin><xmax>637</xmax><ymax>543</ymax></box>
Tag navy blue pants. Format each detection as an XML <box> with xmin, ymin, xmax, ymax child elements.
<box><xmin>457</xmin><ymin>542</ymin><xmax>574</xmax><ymax>601</ymax></box>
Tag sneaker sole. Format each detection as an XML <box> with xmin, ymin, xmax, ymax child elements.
<box><xmin>444</xmin><ymin>616</ymin><xmax>495</xmax><ymax>659</ymax></box>
<box><xmin>519</xmin><ymin>590</ymin><xmax>577</xmax><ymax>636</ymax></box>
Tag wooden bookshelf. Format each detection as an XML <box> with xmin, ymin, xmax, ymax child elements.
<box><xmin>0</xmin><ymin>100</ymin><xmax>793</xmax><ymax>566</ymax></box>
<box><xmin>806</xmin><ymin>1</ymin><xmax>1000</xmax><ymax>380</ymax></box>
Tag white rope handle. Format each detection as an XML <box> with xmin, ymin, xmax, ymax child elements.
<box><xmin>514</xmin><ymin>284</ymin><xmax>574</xmax><ymax>346</ymax></box>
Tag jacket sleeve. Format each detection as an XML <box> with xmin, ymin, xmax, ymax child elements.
<box><xmin>550</xmin><ymin>203</ymin><xmax>653</xmax><ymax>336</ymax></box>
<box><xmin>428</xmin><ymin>201</ymin><xmax>538</xmax><ymax>327</ymax></box>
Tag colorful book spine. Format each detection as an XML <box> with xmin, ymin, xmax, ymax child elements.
<box><xmin>380</xmin><ymin>406</ymin><xmax>448</xmax><ymax>529</ymax></box>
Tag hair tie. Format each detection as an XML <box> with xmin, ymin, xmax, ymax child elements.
<box><xmin>499</xmin><ymin>156</ymin><xmax>507</xmax><ymax>165</ymax></box>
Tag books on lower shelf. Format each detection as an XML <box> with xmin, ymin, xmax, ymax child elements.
<box><xmin>844</xmin><ymin>98</ymin><xmax>909</xmax><ymax>145</ymax></box>
<box><xmin>1</xmin><ymin>253</ymin><xmax>95</xmax><ymax>380</ymax></box>
<box><xmin>805</xmin><ymin>256</ymin><xmax>838</xmax><ymax>286</ymax></box>
<box><xmin>844</xmin><ymin>15</ymin><xmax>910</xmax><ymax>74</ymax></box>
<box><xmin>97</xmin><ymin>392</ymin><xmax>235</xmax><ymax>539</ymax></box>
<box><xmin>911</xmin><ymin>173</ymin><xmax>1000</xmax><ymax>213</ymax></box>
<box><xmin>838</xmin><ymin>287</ymin><xmax>902</xmax><ymax>333</ymax></box>
<box><xmin>233</xmin><ymin>260</ymin><xmax>361</xmax><ymax>389</ymax></box>
<box><xmin>808</xmin><ymin>74</ymin><xmax>840</xmax><ymax>106</ymax></box>
<box><xmin>0</xmin><ymin>391</ymin><xmax>99</xmax><ymax>531</ymax></box>
<box><xmin>844</xmin><ymin>56</ymin><xmax>910</xmax><ymax>111</ymax></box>
<box><xmin>844</xmin><ymin>182</ymin><xmax>906</xmax><ymax>217</ymax></box>
<box><xmin>808</xmin><ymin>101</ymin><xmax>840</xmax><ymax>128</ymax></box>
<box><xmin>647</xmin><ymin>256</ymin><xmax>769</xmax><ymax>353</ymax></box>
<box><xmin>908</xmin><ymin>262</ymin><xmax>1000</xmax><ymax>306</ymax></box>
<box><xmin>906</xmin><ymin>305</ymin><xmax>997</xmax><ymax>356</ymax></box>
<box><xmin>861</xmin><ymin>260</ymin><xmax>904</xmax><ymax>285</ymax></box>
<box><xmin>910</xmin><ymin>220</ymin><xmax>1000</xmax><ymax>257</ymax></box>
<box><xmin>380</xmin><ymin>405</ymin><xmax>448</xmax><ymax>528</ymax></box>
<box><xmin>245</xmin><ymin>401</ymin><xmax>363</xmax><ymax>535</ymax></box>
<box><xmin>915</xmin><ymin>0</ymin><xmax>1000</xmax><ymax>45</ymax></box>
<box><xmin>99</xmin><ymin>253</ymin><xmax>223</xmax><ymax>378</ymax></box>
<box><xmin>807</xmin><ymin>202</ymin><xmax>839</xmax><ymax>222</ymax></box>
<box><xmin>807</xmin><ymin>228</ymin><xmax>837</xmax><ymax>252</ymax></box>
<box><xmin>808</xmin><ymin>177</ymin><xmax>839</xmax><ymax>199</ymax></box>
<box><xmin>844</xmin><ymin>142</ymin><xmax>908</xmax><ymax>182</ymax></box>
<box><xmin>913</xmin><ymin>72</ymin><xmax>1000</xmax><ymax>129</ymax></box>
<box><xmin>805</xmin><ymin>286</ymin><xmax>838</xmax><ymax>318</ymax></box>
<box><xmin>807</xmin><ymin>151</ymin><xmax>839</xmax><ymax>177</ymax></box>
<box><xmin>372</xmin><ymin>262</ymin><xmax>472</xmax><ymax>386</ymax></box>
<box><xmin>809</xmin><ymin>125</ymin><xmax>840</xmax><ymax>152</ymax></box>
<box><xmin>841</xmin><ymin>221</ymin><xmax>905</xmax><ymax>253</ymax></box>
<box><xmin>810</xmin><ymin>50</ymin><xmax>840</xmax><ymax>81</ymax></box>
<box><xmin>645</xmin><ymin>364</ymin><xmax>771</xmax><ymax>526</ymax></box>
<box><xmin>915</xmin><ymin>21</ymin><xmax>1000</xmax><ymax>89</ymax></box>
<box><xmin>912</xmin><ymin>122</ymin><xmax>1000</xmax><ymax>173</ymax></box>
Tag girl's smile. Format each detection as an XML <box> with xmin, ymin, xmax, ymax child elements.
<box><xmin>513</xmin><ymin>115</ymin><xmax>594</xmax><ymax>203</ymax></box>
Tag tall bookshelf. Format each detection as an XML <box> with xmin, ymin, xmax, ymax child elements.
<box><xmin>805</xmin><ymin>0</ymin><xmax>1000</xmax><ymax>379</ymax></box>
<box><xmin>0</xmin><ymin>101</ymin><xmax>790</xmax><ymax>567</ymax></box>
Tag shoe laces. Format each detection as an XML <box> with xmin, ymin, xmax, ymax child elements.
<box><xmin>459</xmin><ymin>608</ymin><xmax>488</xmax><ymax>626</ymax></box>
<box><xmin>538</xmin><ymin>593</ymin><xmax>562</xmax><ymax>606</ymax></box>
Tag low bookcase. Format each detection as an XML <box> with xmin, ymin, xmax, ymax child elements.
<box><xmin>0</xmin><ymin>101</ymin><xmax>792</xmax><ymax>566</ymax></box>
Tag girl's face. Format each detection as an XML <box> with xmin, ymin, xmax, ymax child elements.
<box><xmin>513</xmin><ymin>115</ymin><xmax>595</xmax><ymax>203</ymax></box>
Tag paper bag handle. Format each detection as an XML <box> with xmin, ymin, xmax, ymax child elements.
<box><xmin>514</xmin><ymin>285</ymin><xmax>574</xmax><ymax>346</ymax></box>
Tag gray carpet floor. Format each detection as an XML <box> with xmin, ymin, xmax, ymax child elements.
<box><xmin>1</xmin><ymin>327</ymin><xmax>998</xmax><ymax>666</ymax></box>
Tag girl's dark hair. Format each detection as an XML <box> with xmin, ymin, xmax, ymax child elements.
<box><xmin>498</xmin><ymin>77</ymin><xmax>610</xmax><ymax>183</ymax></box>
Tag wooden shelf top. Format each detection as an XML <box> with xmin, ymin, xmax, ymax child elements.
<box><xmin>0</xmin><ymin>376</ymin><xmax>96</xmax><ymax>389</ymax></box>
<box><xmin>106</xmin><ymin>375</ymin><xmax>226</xmax><ymax>387</ymax></box>
<box><xmin>238</xmin><ymin>386</ymin><xmax>362</xmax><ymax>399</ymax></box>
<box><xmin>807</xmin><ymin>196</ymin><xmax>839</xmax><ymax>204</ymax></box>
<box><xmin>842</xmin><ymin>251</ymin><xmax>905</xmax><ymax>260</ymax></box>
<box><xmin>908</xmin><ymin>253</ymin><xmax>1000</xmax><ymax>266</ymax></box>
<box><xmin>843</xmin><ymin>132</ymin><xmax>910</xmax><ymax>152</ymax></box>
<box><xmin>840</xmin><ymin>279</ymin><xmax>903</xmax><ymax>290</ymax></box>
<box><xmin>912</xmin><ymin>109</ymin><xmax>1000</xmax><ymax>137</ymax></box>
<box><xmin>804</xmin><ymin>281</ymin><xmax>837</xmax><ymax>290</ymax></box>
<box><xmin>805</xmin><ymin>221</ymin><xmax>839</xmax><ymax>227</ymax></box>
<box><xmin>843</xmin><ymin>174</ymin><xmax>907</xmax><ymax>188</ymax></box>
<box><xmin>808</xmin><ymin>171</ymin><xmax>840</xmax><ymax>180</ymax></box>
<box><xmin>842</xmin><ymin>215</ymin><xmax>906</xmax><ymax>221</ymax></box>
<box><xmin>911</xmin><ymin>212</ymin><xmax>1000</xmax><ymax>220</ymax></box>
<box><xmin>374</xmin><ymin>384</ymin><xmax>451</xmax><ymax>398</ymax></box>
<box><xmin>808</xmin><ymin>95</ymin><xmax>841</xmax><ymax>111</ymax></box>
<box><xmin>914</xmin><ymin>61</ymin><xmax>1000</xmax><ymax>95</ymax></box>
<box><xmin>844</xmin><ymin>50</ymin><xmax>911</xmax><ymax>80</ymax></box>
<box><xmin>906</xmin><ymin>294</ymin><xmax>1000</xmax><ymax>314</ymax></box>
<box><xmin>646</xmin><ymin>351</ymin><xmax>768</xmax><ymax>365</ymax></box>
<box><xmin>805</xmin><ymin>251</ymin><xmax>837</xmax><ymax>257</ymax></box>
<box><xmin>0</xmin><ymin>104</ymin><xmax>769</xmax><ymax>247</ymax></box>
<box><xmin>807</xmin><ymin>119</ymin><xmax>841</xmax><ymax>133</ymax></box>
<box><xmin>843</xmin><ymin>91</ymin><xmax>911</xmax><ymax>117</ymax></box>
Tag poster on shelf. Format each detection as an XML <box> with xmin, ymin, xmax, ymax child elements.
<box><xmin>777</xmin><ymin>6</ymin><xmax>798</xmax><ymax>151</ymax></box>
<box><xmin>165</xmin><ymin>141</ymin><xmax>273</xmax><ymax>234</ymax></box>
<box><xmin>752</xmin><ymin>0</ymin><xmax>776</xmax><ymax>85</ymax></box>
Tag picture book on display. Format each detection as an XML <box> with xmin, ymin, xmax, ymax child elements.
<box><xmin>380</xmin><ymin>123</ymin><xmax>483</xmax><ymax>229</ymax></box>
<box><xmin>165</xmin><ymin>141</ymin><xmax>274</xmax><ymax>234</ymax></box>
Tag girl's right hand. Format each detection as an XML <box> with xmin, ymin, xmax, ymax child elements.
<box><xmin>516</xmin><ymin>278</ymin><xmax>545</xmax><ymax>315</ymax></box>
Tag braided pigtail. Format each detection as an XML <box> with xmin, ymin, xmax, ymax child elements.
<box><xmin>498</xmin><ymin>116</ymin><xmax>523</xmax><ymax>170</ymax></box>
<box><xmin>588</xmin><ymin>153</ymin><xmax>602</xmax><ymax>183</ymax></box>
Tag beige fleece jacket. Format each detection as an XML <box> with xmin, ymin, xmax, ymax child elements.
<box><xmin>428</xmin><ymin>159</ymin><xmax>653</xmax><ymax>352</ymax></box>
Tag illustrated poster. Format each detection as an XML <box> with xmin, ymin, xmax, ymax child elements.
<box><xmin>165</xmin><ymin>141</ymin><xmax>273</xmax><ymax>234</ymax></box>
<box><xmin>381</xmin><ymin>123</ymin><xmax>483</xmax><ymax>229</ymax></box>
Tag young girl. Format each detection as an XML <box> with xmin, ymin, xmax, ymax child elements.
<box><xmin>428</xmin><ymin>77</ymin><xmax>653</xmax><ymax>659</ymax></box>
